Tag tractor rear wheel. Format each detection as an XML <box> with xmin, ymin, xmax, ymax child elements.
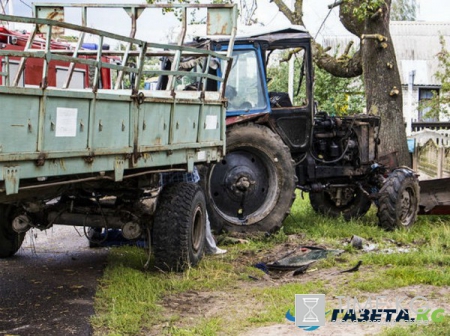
<box><xmin>201</xmin><ymin>124</ymin><xmax>296</xmax><ymax>234</ymax></box>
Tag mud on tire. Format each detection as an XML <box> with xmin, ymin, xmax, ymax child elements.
<box><xmin>153</xmin><ymin>183</ymin><xmax>206</xmax><ymax>272</ymax></box>
<box><xmin>377</xmin><ymin>168</ymin><xmax>419</xmax><ymax>230</ymax></box>
<box><xmin>0</xmin><ymin>205</ymin><xmax>25</xmax><ymax>258</ymax></box>
<box><xmin>309</xmin><ymin>187</ymin><xmax>372</xmax><ymax>221</ymax></box>
<box><xmin>200</xmin><ymin>123</ymin><xmax>296</xmax><ymax>234</ymax></box>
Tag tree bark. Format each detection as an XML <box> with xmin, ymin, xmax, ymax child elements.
<box><xmin>341</xmin><ymin>0</ymin><xmax>410</xmax><ymax>165</ymax></box>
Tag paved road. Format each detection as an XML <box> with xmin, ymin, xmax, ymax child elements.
<box><xmin>0</xmin><ymin>226</ymin><xmax>108</xmax><ymax>336</ymax></box>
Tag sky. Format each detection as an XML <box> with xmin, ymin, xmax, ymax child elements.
<box><xmin>6</xmin><ymin>0</ymin><xmax>450</xmax><ymax>44</ymax></box>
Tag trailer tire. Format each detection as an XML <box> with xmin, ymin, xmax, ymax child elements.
<box><xmin>153</xmin><ymin>183</ymin><xmax>206</xmax><ymax>272</ymax></box>
<box><xmin>377</xmin><ymin>168</ymin><xmax>419</xmax><ymax>230</ymax></box>
<box><xmin>0</xmin><ymin>205</ymin><xmax>25</xmax><ymax>258</ymax></box>
<box><xmin>200</xmin><ymin>123</ymin><xmax>296</xmax><ymax>234</ymax></box>
<box><xmin>309</xmin><ymin>187</ymin><xmax>372</xmax><ymax>220</ymax></box>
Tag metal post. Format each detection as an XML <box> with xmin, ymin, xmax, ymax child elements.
<box><xmin>406</xmin><ymin>70</ymin><xmax>416</xmax><ymax>136</ymax></box>
<box><xmin>288</xmin><ymin>0</ymin><xmax>295</xmax><ymax>103</ymax></box>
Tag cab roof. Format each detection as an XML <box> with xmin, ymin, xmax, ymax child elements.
<box><xmin>212</xmin><ymin>25</ymin><xmax>312</xmax><ymax>50</ymax></box>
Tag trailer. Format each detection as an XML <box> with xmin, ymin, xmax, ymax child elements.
<box><xmin>0</xmin><ymin>3</ymin><xmax>237</xmax><ymax>272</ymax></box>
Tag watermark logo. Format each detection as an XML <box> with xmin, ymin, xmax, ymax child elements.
<box><xmin>285</xmin><ymin>294</ymin><xmax>325</xmax><ymax>331</ymax></box>
<box><xmin>296</xmin><ymin>294</ymin><xmax>326</xmax><ymax>327</ymax></box>
<box><xmin>286</xmin><ymin>294</ymin><xmax>445</xmax><ymax>332</ymax></box>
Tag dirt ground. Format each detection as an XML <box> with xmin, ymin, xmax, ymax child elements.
<box><xmin>148</xmin><ymin>238</ymin><xmax>450</xmax><ymax>336</ymax></box>
<box><xmin>2</xmin><ymin>230</ymin><xmax>447</xmax><ymax>336</ymax></box>
<box><xmin>240</xmin><ymin>285</ymin><xmax>450</xmax><ymax>336</ymax></box>
<box><xmin>0</xmin><ymin>226</ymin><xmax>108</xmax><ymax>336</ymax></box>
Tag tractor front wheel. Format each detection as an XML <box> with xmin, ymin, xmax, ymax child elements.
<box><xmin>377</xmin><ymin>168</ymin><xmax>419</xmax><ymax>230</ymax></box>
<box><xmin>309</xmin><ymin>187</ymin><xmax>372</xmax><ymax>221</ymax></box>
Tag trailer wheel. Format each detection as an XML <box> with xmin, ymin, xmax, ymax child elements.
<box><xmin>153</xmin><ymin>183</ymin><xmax>206</xmax><ymax>272</ymax></box>
<box><xmin>309</xmin><ymin>187</ymin><xmax>372</xmax><ymax>220</ymax></box>
<box><xmin>200</xmin><ymin>123</ymin><xmax>296</xmax><ymax>234</ymax></box>
<box><xmin>0</xmin><ymin>205</ymin><xmax>25</xmax><ymax>258</ymax></box>
<box><xmin>377</xmin><ymin>168</ymin><xmax>419</xmax><ymax>230</ymax></box>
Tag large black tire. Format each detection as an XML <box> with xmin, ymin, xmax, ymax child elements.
<box><xmin>377</xmin><ymin>168</ymin><xmax>419</xmax><ymax>230</ymax></box>
<box><xmin>200</xmin><ymin>123</ymin><xmax>296</xmax><ymax>234</ymax></box>
<box><xmin>309</xmin><ymin>187</ymin><xmax>372</xmax><ymax>221</ymax></box>
<box><xmin>0</xmin><ymin>205</ymin><xmax>25</xmax><ymax>258</ymax></box>
<box><xmin>153</xmin><ymin>183</ymin><xmax>206</xmax><ymax>272</ymax></box>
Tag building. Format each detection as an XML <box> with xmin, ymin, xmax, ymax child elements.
<box><xmin>391</xmin><ymin>22</ymin><xmax>450</xmax><ymax>124</ymax></box>
<box><xmin>322</xmin><ymin>21</ymin><xmax>450</xmax><ymax>127</ymax></box>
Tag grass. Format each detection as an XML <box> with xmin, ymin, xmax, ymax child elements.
<box><xmin>381</xmin><ymin>316</ymin><xmax>450</xmax><ymax>336</ymax></box>
<box><xmin>92</xmin><ymin>193</ymin><xmax>450</xmax><ymax>335</ymax></box>
<box><xmin>91</xmin><ymin>248</ymin><xmax>241</xmax><ymax>335</ymax></box>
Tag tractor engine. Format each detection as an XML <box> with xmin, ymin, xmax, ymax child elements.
<box><xmin>312</xmin><ymin>112</ymin><xmax>380</xmax><ymax>168</ymax></box>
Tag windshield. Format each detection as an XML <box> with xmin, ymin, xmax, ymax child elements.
<box><xmin>224</xmin><ymin>49</ymin><xmax>266</xmax><ymax>112</ymax></box>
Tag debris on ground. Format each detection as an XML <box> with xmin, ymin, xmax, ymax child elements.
<box><xmin>345</xmin><ymin>236</ymin><xmax>418</xmax><ymax>254</ymax></box>
<box><xmin>340</xmin><ymin>260</ymin><xmax>363</xmax><ymax>273</ymax></box>
<box><xmin>252</xmin><ymin>246</ymin><xmax>344</xmax><ymax>279</ymax></box>
<box><xmin>266</xmin><ymin>246</ymin><xmax>343</xmax><ymax>271</ymax></box>
<box><xmin>217</xmin><ymin>236</ymin><xmax>250</xmax><ymax>245</ymax></box>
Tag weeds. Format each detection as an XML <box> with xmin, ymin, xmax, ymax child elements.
<box><xmin>93</xmin><ymin>194</ymin><xmax>450</xmax><ymax>335</ymax></box>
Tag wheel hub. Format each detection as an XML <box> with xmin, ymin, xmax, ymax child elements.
<box><xmin>209</xmin><ymin>150</ymin><xmax>271</xmax><ymax>221</ymax></box>
<box><xmin>12</xmin><ymin>214</ymin><xmax>32</xmax><ymax>233</ymax></box>
<box><xmin>226</xmin><ymin>168</ymin><xmax>256</xmax><ymax>197</ymax></box>
<box><xmin>192</xmin><ymin>206</ymin><xmax>204</xmax><ymax>252</ymax></box>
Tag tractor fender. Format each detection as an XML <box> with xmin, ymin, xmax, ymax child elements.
<box><xmin>226</xmin><ymin>112</ymin><xmax>270</xmax><ymax>127</ymax></box>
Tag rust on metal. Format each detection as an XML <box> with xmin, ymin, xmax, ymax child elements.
<box><xmin>419</xmin><ymin>177</ymin><xmax>450</xmax><ymax>215</ymax></box>
<box><xmin>84</xmin><ymin>156</ymin><xmax>94</xmax><ymax>164</ymax></box>
<box><xmin>226</xmin><ymin>112</ymin><xmax>269</xmax><ymax>126</ymax></box>
<box><xmin>35</xmin><ymin>153</ymin><xmax>47</xmax><ymax>167</ymax></box>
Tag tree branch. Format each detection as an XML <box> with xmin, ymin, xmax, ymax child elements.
<box><xmin>312</xmin><ymin>41</ymin><xmax>363</xmax><ymax>78</ymax></box>
<box><xmin>328</xmin><ymin>0</ymin><xmax>344</xmax><ymax>9</ymax></box>
<box><xmin>370</xmin><ymin>8</ymin><xmax>384</xmax><ymax>21</ymax></box>
<box><xmin>268</xmin><ymin>0</ymin><xmax>363</xmax><ymax>78</ymax></box>
<box><xmin>270</xmin><ymin>0</ymin><xmax>303</xmax><ymax>25</ymax></box>
<box><xmin>342</xmin><ymin>40</ymin><xmax>354</xmax><ymax>57</ymax></box>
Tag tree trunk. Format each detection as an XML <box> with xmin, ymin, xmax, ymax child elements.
<box><xmin>357</xmin><ymin>1</ymin><xmax>410</xmax><ymax>166</ymax></box>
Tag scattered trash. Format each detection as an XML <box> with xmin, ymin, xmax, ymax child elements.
<box><xmin>381</xmin><ymin>247</ymin><xmax>416</xmax><ymax>254</ymax></box>
<box><xmin>292</xmin><ymin>264</ymin><xmax>311</xmax><ymax>276</ymax></box>
<box><xmin>350</xmin><ymin>235</ymin><xmax>365</xmax><ymax>249</ymax></box>
<box><xmin>217</xmin><ymin>236</ymin><xmax>250</xmax><ymax>245</ymax></box>
<box><xmin>340</xmin><ymin>260</ymin><xmax>363</xmax><ymax>273</ymax></box>
<box><xmin>348</xmin><ymin>235</ymin><xmax>378</xmax><ymax>252</ymax></box>
<box><xmin>254</xmin><ymin>262</ymin><xmax>269</xmax><ymax>274</ymax></box>
<box><xmin>346</xmin><ymin>236</ymin><xmax>417</xmax><ymax>254</ymax></box>
<box><xmin>265</xmin><ymin>246</ymin><xmax>343</xmax><ymax>272</ymax></box>
<box><xmin>88</xmin><ymin>229</ymin><xmax>147</xmax><ymax>248</ymax></box>
<box><xmin>363</xmin><ymin>243</ymin><xmax>378</xmax><ymax>252</ymax></box>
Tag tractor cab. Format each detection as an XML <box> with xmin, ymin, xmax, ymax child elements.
<box><xmin>210</xmin><ymin>26</ymin><xmax>314</xmax><ymax>153</ymax></box>
<box><xmin>212</xmin><ymin>27</ymin><xmax>313</xmax><ymax>113</ymax></box>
